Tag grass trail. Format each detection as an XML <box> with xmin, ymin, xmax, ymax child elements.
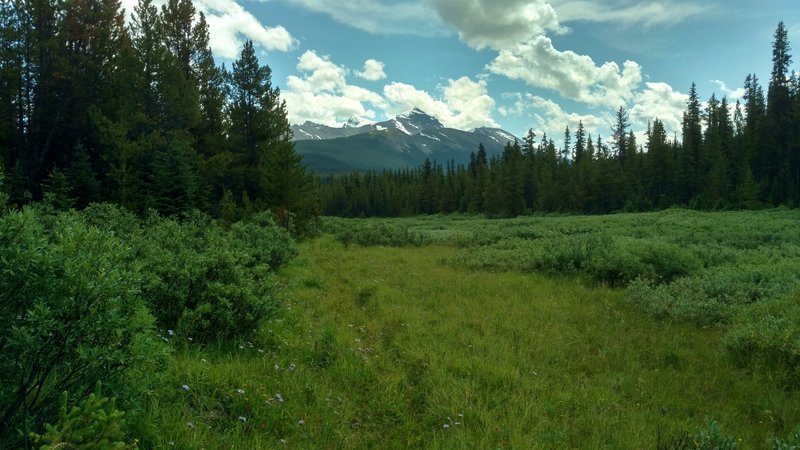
<box><xmin>280</xmin><ymin>236</ymin><xmax>799</xmax><ymax>448</ymax></box>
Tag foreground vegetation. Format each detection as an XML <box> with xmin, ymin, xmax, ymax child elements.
<box><xmin>0</xmin><ymin>199</ymin><xmax>296</xmax><ymax>447</ymax></box>
<box><xmin>4</xmin><ymin>201</ymin><xmax>800</xmax><ymax>448</ymax></box>
<box><xmin>138</xmin><ymin>210</ymin><xmax>800</xmax><ymax>448</ymax></box>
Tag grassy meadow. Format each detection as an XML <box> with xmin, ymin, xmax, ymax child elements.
<box><xmin>137</xmin><ymin>209</ymin><xmax>800</xmax><ymax>448</ymax></box>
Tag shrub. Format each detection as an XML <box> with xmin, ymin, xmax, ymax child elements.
<box><xmin>335</xmin><ymin>222</ymin><xmax>430</xmax><ymax>247</ymax></box>
<box><xmin>724</xmin><ymin>292</ymin><xmax>800</xmax><ymax>385</ymax></box>
<box><xmin>628</xmin><ymin>265</ymin><xmax>799</xmax><ymax>326</ymax></box>
<box><xmin>135</xmin><ymin>211</ymin><xmax>292</xmax><ymax>342</ymax></box>
<box><xmin>0</xmin><ymin>207</ymin><xmax>167</xmax><ymax>447</ymax></box>
<box><xmin>228</xmin><ymin>212</ymin><xmax>297</xmax><ymax>270</ymax></box>
<box><xmin>30</xmin><ymin>383</ymin><xmax>137</xmax><ymax>450</ymax></box>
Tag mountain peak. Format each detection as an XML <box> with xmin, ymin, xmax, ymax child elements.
<box><xmin>392</xmin><ymin>108</ymin><xmax>444</xmax><ymax>134</ymax></box>
<box><xmin>343</xmin><ymin>116</ymin><xmax>363</xmax><ymax>128</ymax></box>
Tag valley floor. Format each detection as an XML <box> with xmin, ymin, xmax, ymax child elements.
<box><xmin>146</xmin><ymin>229</ymin><xmax>800</xmax><ymax>448</ymax></box>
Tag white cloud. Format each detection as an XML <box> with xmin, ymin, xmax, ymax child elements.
<box><xmin>429</xmin><ymin>0</ymin><xmax>565</xmax><ymax>50</ymax></box>
<box><xmin>280</xmin><ymin>0</ymin><xmax>443</xmax><ymax>36</ymax></box>
<box><xmin>120</xmin><ymin>0</ymin><xmax>296</xmax><ymax>60</ymax></box>
<box><xmin>549</xmin><ymin>0</ymin><xmax>710</xmax><ymax>27</ymax></box>
<box><xmin>498</xmin><ymin>92</ymin><xmax>526</xmax><ymax>117</ymax></box>
<box><xmin>282</xmin><ymin>51</ymin><xmax>498</xmax><ymax>130</ymax></box>
<box><xmin>283</xmin><ymin>50</ymin><xmax>386</xmax><ymax>126</ymax></box>
<box><xmin>525</xmin><ymin>94</ymin><xmax>610</xmax><ymax>142</ymax></box>
<box><xmin>356</xmin><ymin>59</ymin><xmax>387</xmax><ymax>81</ymax></box>
<box><xmin>383</xmin><ymin>77</ymin><xmax>499</xmax><ymax>130</ymax></box>
<box><xmin>629</xmin><ymin>82</ymin><xmax>688</xmax><ymax>137</ymax></box>
<box><xmin>711</xmin><ymin>80</ymin><xmax>745</xmax><ymax>101</ymax></box>
<box><xmin>487</xmin><ymin>35</ymin><xmax>642</xmax><ymax>108</ymax></box>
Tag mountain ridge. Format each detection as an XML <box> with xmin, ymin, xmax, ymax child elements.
<box><xmin>292</xmin><ymin>109</ymin><xmax>519</xmax><ymax>173</ymax></box>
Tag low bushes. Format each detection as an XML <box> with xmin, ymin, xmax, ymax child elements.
<box><xmin>724</xmin><ymin>292</ymin><xmax>800</xmax><ymax>385</ymax></box>
<box><xmin>448</xmin><ymin>233</ymin><xmax>701</xmax><ymax>287</ymax></box>
<box><xmin>0</xmin><ymin>204</ymin><xmax>297</xmax><ymax>446</ymax></box>
<box><xmin>135</xmin><ymin>212</ymin><xmax>294</xmax><ymax>341</ymax></box>
<box><xmin>0</xmin><ymin>207</ymin><xmax>168</xmax><ymax>446</ymax></box>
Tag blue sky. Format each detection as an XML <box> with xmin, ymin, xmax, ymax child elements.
<box><xmin>124</xmin><ymin>0</ymin><xmax>799</xmax><ymax>142</ymax></box>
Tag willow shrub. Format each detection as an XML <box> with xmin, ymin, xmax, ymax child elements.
<box><xmin>0</xmin><ymin>207</ymin><xmax>168</xmax><ymax>447</ymax></box>
<box><xmin>135</xmin><ymin>211</ymin><xmax>295</xmax><ymax>342</ymax></box>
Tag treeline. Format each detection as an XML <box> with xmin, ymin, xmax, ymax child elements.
<box><xmin>0</xmin><ymin>0</ymin><xmax>317</xmax><ymax>230</ymax></box>
<box><xmin>320</xmin><ymin>22</ymin><xmax>799</xmax><ymax>217</ymax></box>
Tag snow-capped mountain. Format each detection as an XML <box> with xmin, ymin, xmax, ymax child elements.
<box><xmin>291</xmin><ymin>108</ymin><xmax>520</xmax><ymax>173</ymax></box>
<box><xmin>471</xmin><ymin>127</ymin><xmax>520</xmax><ymax>146</ymax></box>
<box><xmin>376</xmin><ymin>107</ymin><xmax>445</xmax><ymax>135</ymax></box>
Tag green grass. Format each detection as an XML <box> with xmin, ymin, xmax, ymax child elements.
<box><xmin>138</xmin><ymin>220</ymin><xmax>800</xmax><ymax>448</ymax></box>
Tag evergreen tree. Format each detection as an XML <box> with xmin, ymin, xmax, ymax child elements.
<box><xmin>766</xmin><ymin>21</ymin><xmax>794</xmax><ymax>203</ymax></box>
<box><xmin>681</xmin><ymin>83</ymin><xmax>704</xmax><ymax>201</ymax></box>
<box><xmin>612</xmin><ymin>106</ymin><xmax>630</xmax><ymax>162</ymax></box>
<box><xmin>227</xmin><ymin>40</ymin><xmax>314</xmax><ymax>228</ymax></box>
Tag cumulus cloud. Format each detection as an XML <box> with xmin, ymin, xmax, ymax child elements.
<box><xmin>356</xmin><ymin>59</ymin><xmax>387</xmax><ymax>81</ymax></box>
<box><xmin>498</xmin><ymin>92</ymin><xmax>526</xmax><ymax>117</ymax></box>
<box><xmin>279</xmin><ymin>0</ymin><xmax>442</xmax><ymax>36</ymax></box>
<box><xmin>488</xmin><ymin>35</ymin><xmax>642</xmax><ymax>108</ymax></box>
<box><xmin>525</xmin><ymin>94</ymin><xmax>610</xmax><ymax>140</ymax></box>
<box><xmin>283</xmin><ymin>50</ymin><xmax>386</xmax><ymax>126</ymax></box>
<box><xmin>198</xmin><ymin>0</ymin><xmax>296</xmax><ymax>59</ymax></box>
<box><xmin>429</xmin><ymin>0</ymin><xmax>565</xmax><ymax>50</ymax></box>
<box><xmin>120</xmin><ymin>0</ymin><xmax>296</xmax><ymax>60</ymax></box>
<box><xmin>282</xmin><ymin>51</ymin><xmax>498</xmax><ymax>130</ymax></box>
<box><xmin>711</xmin><ymin>80</ymin><xmax>745</xmax><ymax>101</ymax></box>
<box><xmin>383</xmin><ymin>77</ymin><xmax>499</xmax><ymax>130</ymax></box>
<box><xmin>629</xmin><ymin>82</ymin><xmax>688</xmax><ymax>136</ymax></box>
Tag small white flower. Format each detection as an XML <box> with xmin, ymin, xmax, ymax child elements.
<box><xmin>287</xmin><ymin>363</ymin><xmax>296</xmax><ymax>372</ymax></box>
<box><xmin>275</xmin><ymin>393</ymin><xmax>284</xmax><ymax>403</ymax></box>
<box><xmin>297</xmin><ymin>419</ymin><xmax>305</xmax><ymax>426</ymax></box>
<box><xmin>457</xmin><ymin>413</ymin><xmax>464</xmax><ymax>418</ymax></box>
<box><xmin>258</xmin><ymin>349</ymin><xmax>265</xmax><ymax>353</ymax></box>
<box><xmin>236</xmin><ymin>389</ymin><xmax>245</xmax><ymax>394</ymax></box>
<box><xmin>280</xmin><ymin>439</ymin><xmax>286</xmax><ymax>445</ymax></box>
<box><xmin>181</xmin><ymin>384</ymin><xmax>190</xmax><ymax>391</ymax></box>
<box><xmin>169</xmin><ymin>441</ymin><xmax>175</xmax><ymax>446</ymax></box>
<box><xmin>238</xmin><ymin>345</ymin><xmax>244</xmax><ymax>350</ymax></box>
<box><xmin>201</xmin><ymin>358</ymin><xmax>207</xmax><ymax>363</ymax></box>
<box><xmin>443</xmin><ymin>423</ymin><xmax>450</xmax><ymax>429</ymax></box>
<box><xmin>187</xmin><ymin>421</ymin><xmax>195</xmax><ymax>429</ymax></box>
<box><xmin>238</xmin><ymin>416</ymin><xmax>247</xmax><ymax>422</ymax></box>
<box><xmin>455</xmin><ymin>421</ymin><xmax>461</xmax><ymax>426</ymax></box>
<box><xmin>187</xmin><ymin>337</ymin><xmax>193</xmax><ymax>342</ymax></box>
<box><xmin>248</xmin><ymin>342</ymin><xmax>254</xmax><ymax>348</ymax></box>
<box><xmin>167</xmin><ymin>329</ymin><xmax>174</xmax><ymax>336</ymax></box>
<box><xmin>162</xmin><ymin>336</ymin><xmax>169</xmax><ymax>342</ymax></box>
<box><xmin>274</xmin><ymin>364</ymin><xmax>280</xmax><ymax>370</ymax></box>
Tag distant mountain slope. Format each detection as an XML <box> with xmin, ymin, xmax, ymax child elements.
<box><xmin>292</xmin><ymin>108</ymin><xmax>519</xmax><ymax>173</ymax></box>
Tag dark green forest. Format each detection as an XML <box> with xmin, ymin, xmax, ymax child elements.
<box><xmin>320</xmin><ymin>23</ymin><xmax>800</xmax><ymax>217</ymax></box>
<box><xmin>0</xmin><ymin>0</ymin><xmax>317</xmax><ymax>230</ymax></box>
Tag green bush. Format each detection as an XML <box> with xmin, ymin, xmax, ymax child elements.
<box><xmin>335</xmin><ymin>222</ymin><xmax>431</xmax><ymax>247</ymax></box>
<box><xmin>228</xmin><ymin>211</ymin><xmax>298</xmax><ymax>270</ymax></box>
<box><xmin>30</xmin><ymin>383</ymin><xmax>137</xmax><ymax>450</ymax></box>
<box><xmin>724</xmin><ymin>292</ymin><xmax>800</xmax><ymax>384</ymax></box>
<box><xmin>628</xmin><ymin>265</ymin><xmax>799</xmax><ymax>326</ymax></box>
<box><xmin>0</xmin><ymin>207</ymin><xmax>167</xmax><ymax>447</ymax></box>
<box><xmin>135</xmin><ymin>211</ymin><xmax>293</xmax><ymax>342</ymax></box>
